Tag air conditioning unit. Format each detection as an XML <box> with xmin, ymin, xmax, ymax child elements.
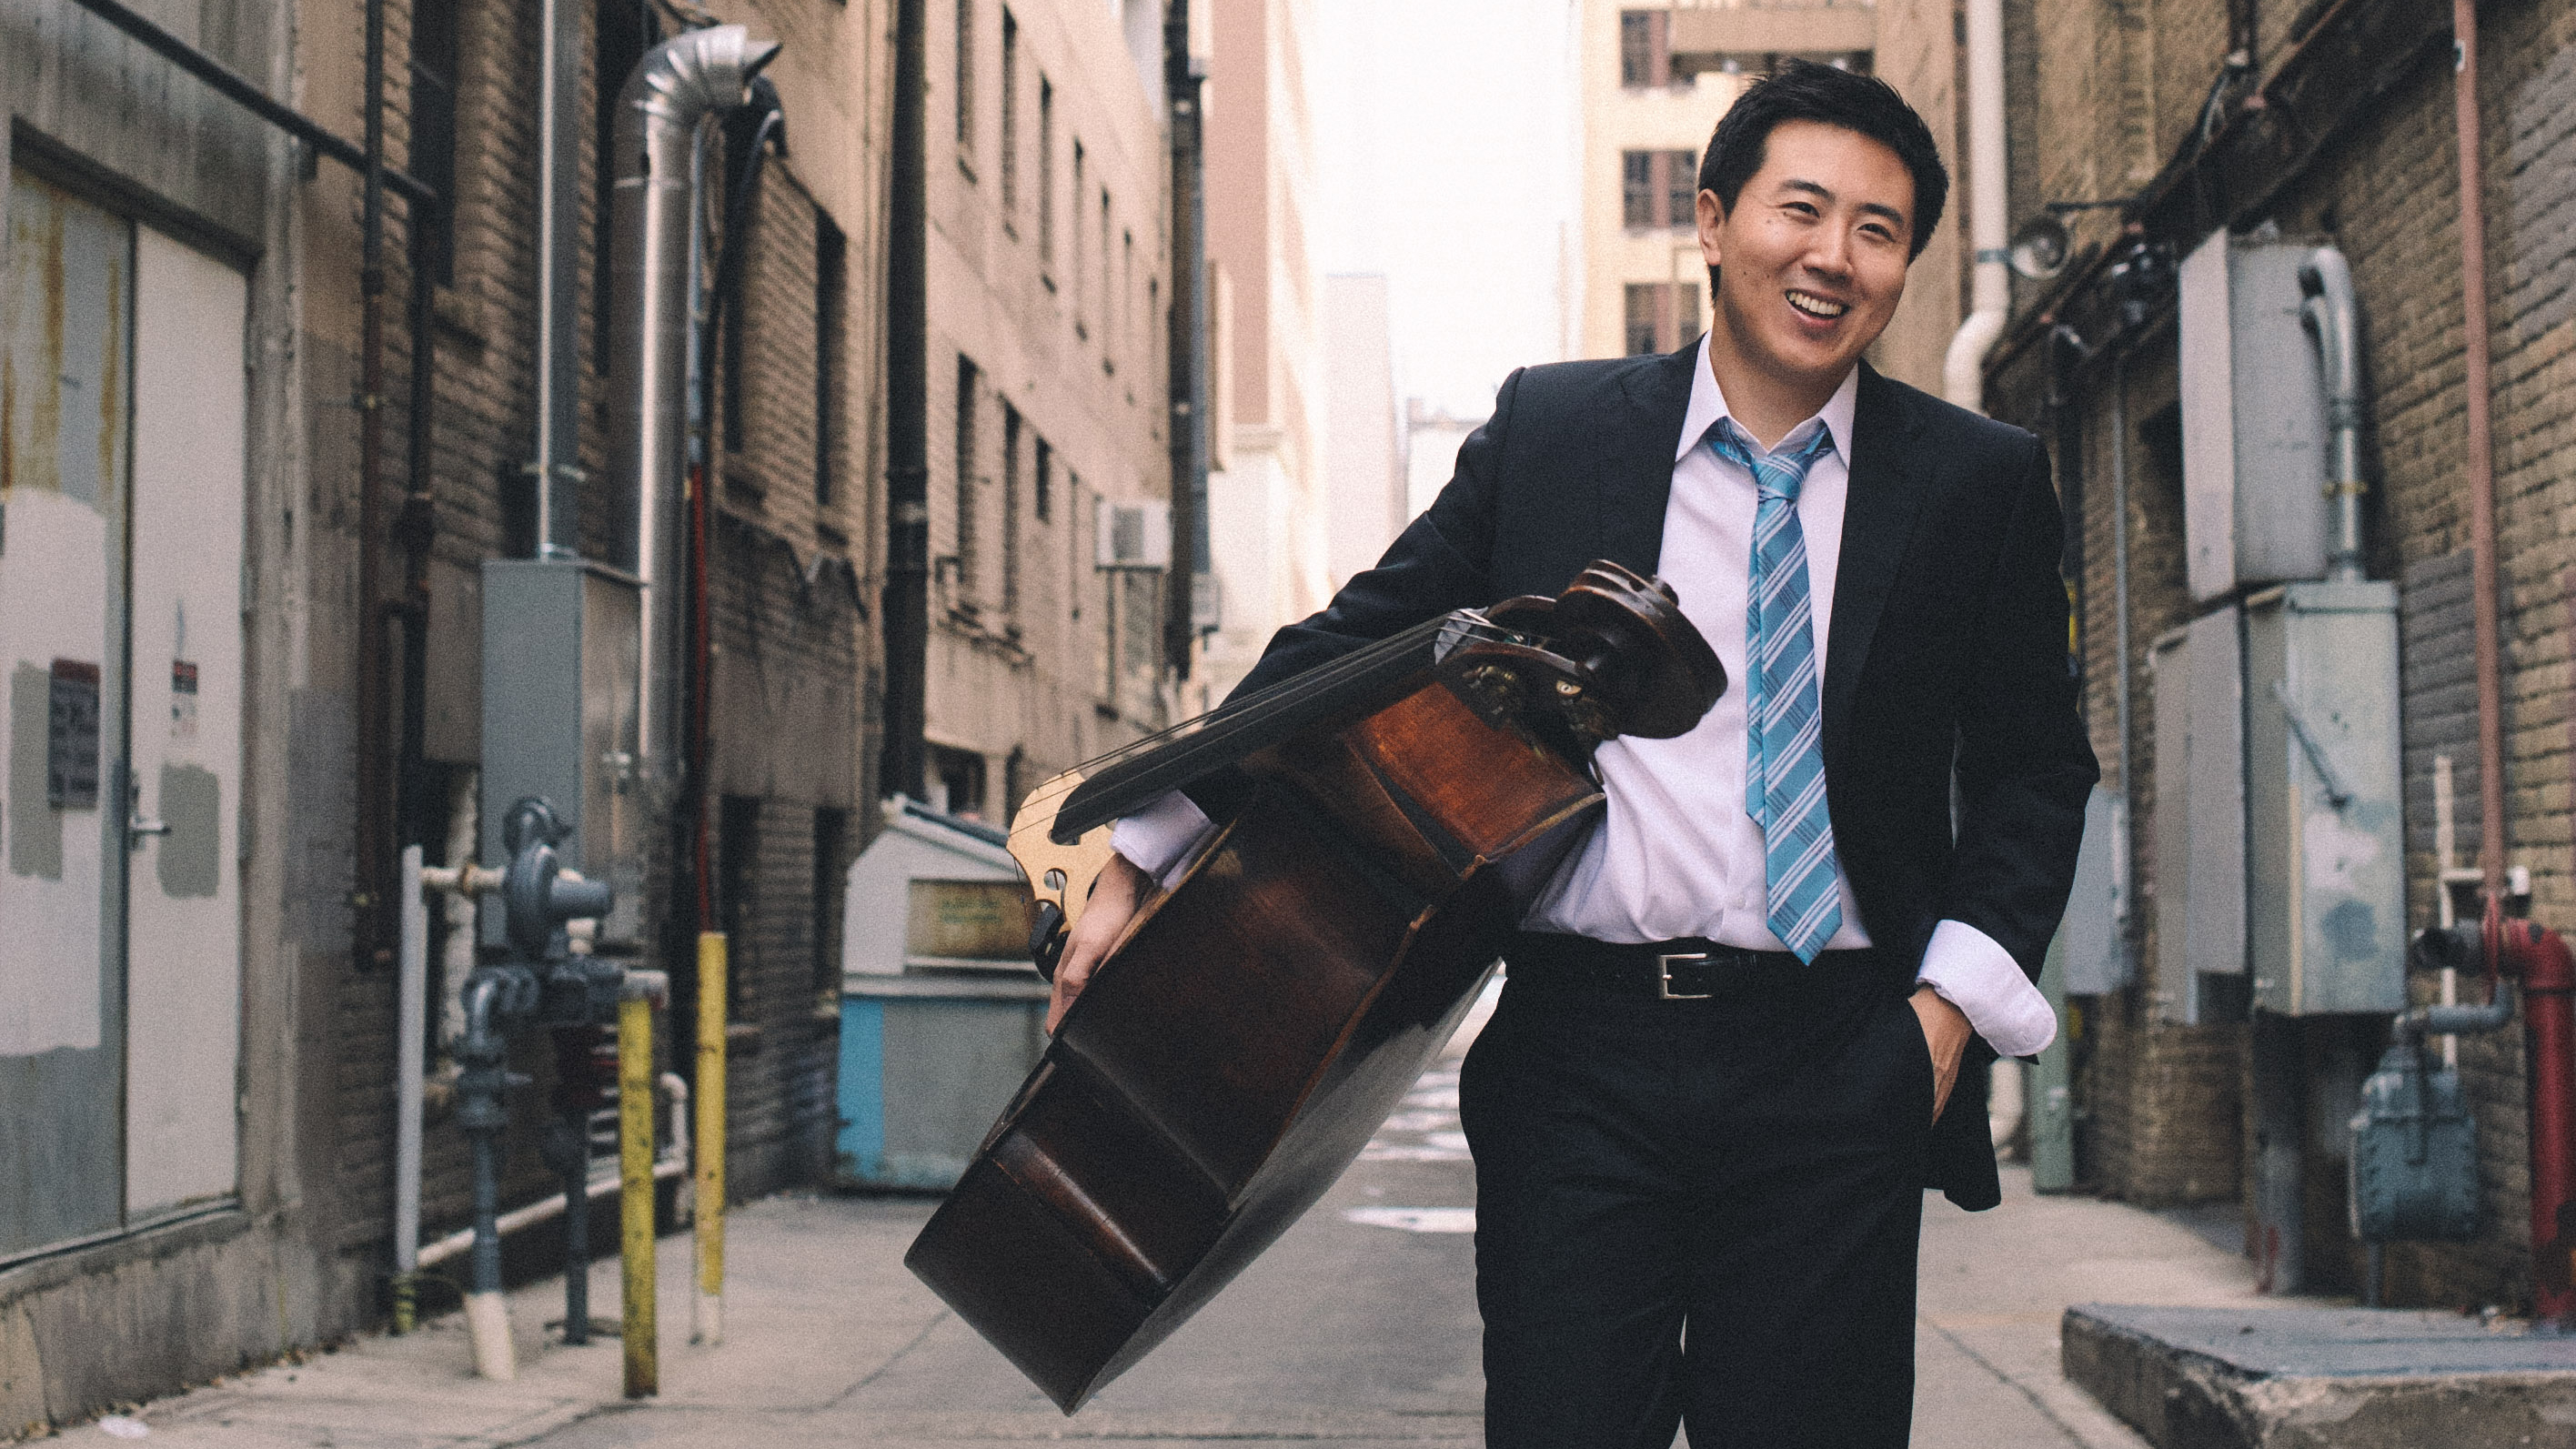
<box><xmin>1096</xmin><ymin>500</ymin><xmax>1172</xmax><ymax>570</ymax></box>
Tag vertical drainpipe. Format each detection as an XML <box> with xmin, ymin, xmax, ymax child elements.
<box><xmin>1162</xmin><ymin>2</ymin><xmax>1206</xmax><ymax>679</ymax></box>
<box><xmin>607</xmin><ymin>25</ymin><xmax>781</xmax><ymax>794</ymax></box>
<box><xmin>2451</xmin><ymin>0</ymin><xmax>2508</xmax><ymax>914</ymax></box>
<box><xmin>357</xmin><ymin>0</ymin><xmax>388</xmax><ymax>957</ymax></box>
<box><xmin>2299</xmin><ymin>247</ymin><xmax>2363</xmax><ymax>582</ymax></box>
<box><xmin>1942</xmin><ymin>0</ymin><xmax>2007</xmax><ymax>411</ymax></box>
<box><xmin>533</xmin><ymin>0</ymin><xmax>585</xmax><ymax>557</ymax></box>
<box><xmin>882</xmin><ymin>0</ymin><xmax>931</xmax><ymax>801</ymax></box>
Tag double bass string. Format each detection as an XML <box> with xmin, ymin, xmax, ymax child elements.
<box><xmin>1050</xmin><ymin>611</ymin><xmax>1513</xmax><ymax>838</ymax></box>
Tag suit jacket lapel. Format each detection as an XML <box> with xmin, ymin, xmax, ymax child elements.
<box><xmin>1821</xmin><ymin>364</ymin><xmax>1924</xmax><ymax>772</ymax></box>
<box><xmin>1595</xmin><ymin>343</ymin><xmax>1699</xmax><ymax>578</ymax></box>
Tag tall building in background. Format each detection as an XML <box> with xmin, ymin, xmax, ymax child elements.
<box><xmin>1321</xmin><ymin>274</ymin><xmax>1405</xmax><ymax>592</ymax></box>
<box><xmin>1573</xmin><ymin>3</ymin><xmax>1877</xmax><ymax>364</ymax></box>
<box><xmin>1199</xmin><ymin>0</ymin><xmax>1324</xmax><ymax>705</ymax></box>
<box><xmin>928</xmin><ymin>0</ymin><xmax>1174</xmax><ymax>820</ymax></box>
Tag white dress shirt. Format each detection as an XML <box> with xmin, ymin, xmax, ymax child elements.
<box><xmin>1112</xmin><ymin>337</ymin><xmax>2057</xmax><ymax>1056</ymax></box>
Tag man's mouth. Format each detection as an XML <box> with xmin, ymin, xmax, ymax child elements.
<box><xmin>1786</xmin><ymin>289</ymin><xmax>1849</xmax><ymax>320</ymax></box>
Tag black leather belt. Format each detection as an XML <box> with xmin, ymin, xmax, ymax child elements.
<box><xmin>1504</xmin><ymin>932</ymin><xmax>1879</xmax><ymax>1001</ymax></box>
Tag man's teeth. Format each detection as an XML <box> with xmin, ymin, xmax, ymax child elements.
<box><xmin>1786</xmin><ymin>291</ymin><xmax>1847</xmax><ymax>318</ymax></box>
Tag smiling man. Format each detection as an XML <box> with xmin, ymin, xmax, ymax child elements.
<box><xmin>1052</xmin><ymin>60</ymin><xmax>2097</xmax><ymax>1448</ymax></box>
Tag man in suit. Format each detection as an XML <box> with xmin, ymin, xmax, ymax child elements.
<box><xmin>1049</xmin><ymin>61</ymin><xmax>2097</xmax><ymax>1448</ymax></box>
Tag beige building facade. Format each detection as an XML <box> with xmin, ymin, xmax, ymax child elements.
<box><xmin>1197</xmin><ymin>0</ymin><xmax>1324</xmax><ymax>706</ymax></box>
<box><xmin>1573</xmin><ymin>1</ymin><xmax>1974</xmax><ymax>399</ymax></box>
<box><xmin>929</xmin><ymin>0</ymin><xmax>1173</xmax><ymax>817</ymax></box>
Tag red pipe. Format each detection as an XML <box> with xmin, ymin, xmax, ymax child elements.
<box><xmin>2494</xmin><ymin>919</ymin><xmax>2576</xmax><ymax>1323</ymax></box>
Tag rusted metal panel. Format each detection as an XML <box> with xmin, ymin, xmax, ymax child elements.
<box><xmin>0</xmin><ymin>170</ymin><xmax>132</xmax><ymax>1256</ymax></box>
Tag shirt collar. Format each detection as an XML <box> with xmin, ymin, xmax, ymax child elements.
<box><xmin>1674</xmin><ymin>331</ymin><xmax>1861</xmax><ymax>465</ymax></box>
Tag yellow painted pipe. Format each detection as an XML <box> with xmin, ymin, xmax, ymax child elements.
<box><xmin>619</xmin><ymin>989</ymin><xmax>658</xmax><ymax>1398</ymax></box>
<box><xmin>694</xmin><ymin>932</ymin><xmax>728</xmax><ymax>1344</ymax></box>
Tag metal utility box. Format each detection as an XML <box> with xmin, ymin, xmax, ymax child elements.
<box><xmin>479</xmin><ymin>558</ymin><xmax>645</xmax><ymax>946</ymax></box>
<box><xmin>2179</xmin><ymin>231</ymin><xmax>2333</xmax><ymax>603</ymax></box>
<box><xmin>2350</xmin><ymin>1042</ymin><xmax>2480</xmax><ymax>1242</ymax></box>
<box><xmin>2060</xmin><ymin>786</ymin><xmax>2130</xmax><ymax>994</ymax></box>
<box><xmin>2245</xmin><ymin>581</ymin><xmax>2405</xmax><ymax>1014</ymax></box>
<box><xmin>2151</xmin><ymin>608</ymin><xmax>2246</xmax><ymax>1022</ymax></box>
<box><xmin>836</xmin><ymin>796</ymin><xmax>1048</xmax><ymax>1190</ymax></box>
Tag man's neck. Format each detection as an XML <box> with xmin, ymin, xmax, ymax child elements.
<box><xmin>1706</xmin><ymin>332</ymin><xmax>1849</xmax><ymax>452</ymax></box>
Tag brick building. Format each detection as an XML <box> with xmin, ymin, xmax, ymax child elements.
<box><xmin>1974</xmin><ymin>0</ymin><xmax>2576</xmax><ymax>1307</ymax></box>
<box><xmin>924</xmin><ymin>0</ymin><xmax>1176</xmax><ymax>820</ymax></box>
<box><xmin>0</xmin><ymin>0</ymin><xmax>888</xmax><ymax>1429</ymax></box>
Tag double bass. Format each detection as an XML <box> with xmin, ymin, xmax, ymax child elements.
<box><xmin>904</xmin><ymin>561</ymin><xmax>1726</xmax><ymax>1412</ymax></box>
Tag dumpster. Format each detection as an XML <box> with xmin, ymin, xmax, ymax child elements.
<box><xmin>835</xmin><ymin>795</ymin><xmax>1048</xmax><ymax>1190</ymax></box>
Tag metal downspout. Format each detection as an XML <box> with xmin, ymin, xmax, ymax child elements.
<box><xmin>2300</xmin><ymin>247</ymin><xmax>2364</xmax><ymax>581</ymax></box>
<box><xmin>883</xmin><ymin>0</ymin><xmax>931</xmax><ymax>801</ymax></box>
<box><xmin>357</xmin><ymin>0</ymin><xmax>388</xmax><ymax>958</ymax></box>
<box><xmin>1942</xmin><ymin>0</ymin><xmax>2008</xmax><ymax>411</ymax></box>
<box><xmin>2452</xmin><ymin>0</ymin><xmax>2508</xmax><ymax>916</ymax></box>
<box><xmin>534</xmin><ymin>0</ymin><xmax>585</xmax><ymax>556</ymax></box>
<box><xmin>1162</xmin><ymin>3</ymin><xmax>1206</xmax><ymax>679</ymax></box>
<box><xmin>607</xmin><ymin>25</ymin><xmax>781</xmax><ymax>792</ymax></box>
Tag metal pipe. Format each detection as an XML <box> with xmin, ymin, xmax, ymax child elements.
<box><xmin>1942</xmin><ymin>0</ymin><xmax>2008</xmax><ymax>410</ymax></box>
<box><xmin>2453</xmin><ymin>0</ymin><xmax>2508</xmax><ymax>909</ymax></box>
<box><xmin>533</xmin><ymin>0</ymin><xmax>585</xmax><ymax>557</ymax></box>
<box><xmin>412</xmin><ymin>1076</ymin><xmax>688</xmax><ymax>1269</ymax></box>
<box><xmin>355</xmin><ymin>0</ymin><xmax>388</xmax><ymax>962</ymax></box>
<box><xmin>692</xmin><ymin>932</ymin><xmax>728</xmax><ymax>1344</ymax></box>
<box><xmin>1162</xmin><ymin>5</ymin><xmax>1206</xmax><ymax>676</ymax></box>
<box><xmin>2299</xmin><ymin>247</ymin><xmax>2364</xmax><ymax>580</ymax></box>
<box><xmin>608</xmin><ymin>25</ymin><xmax>781</xmax><ymax>787</ymax></box>
<box><xmin>619</xmin><ymin>977</ymin><xmax>663</xmax><ymax>1398</ymax></box>
<box><xmin>883</xmin><ymin>0</ymin><xmax>931</xmax><ymax>800</ymax></box>
<box><xmin>2495</xmin><ymin>921</ymin><xmax>2576</xmax><ymax>1323</ymax></box>
<box><xmin>457</xmin><ymin>975</ymin><xmax>515</xmax><ymax>1379</ymax></box>
<box><xmin>64</xmin><ymin>0</ymin><xmax>433</xmax><ymax>201</ymax></box>
<box><xmin>2109</xmin><ymin>354</ymin><xmax>2134</xmax><ymax>948</ymax></box>
<box><xmin>392</xmin><ymin>846</ymin><xmax>429</xmax><ymax>1332</ymax></box>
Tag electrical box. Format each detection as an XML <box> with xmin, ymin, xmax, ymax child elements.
<box><xmin>2245</xmin><ymin>580</ymin><xmax>2404</xmax><ymax>1014</ymax></box>
<box><xmin>2151</xmin><ymin>608</ymin><xmax>2246</xmax><ymax>1022</ymax></box>
<box><xmin>2179</xmin><ymin>231</ymin><xmax>2332</xmax><ymax>603</ymax></box>
<box><xmin>479</xmin><ymin>558</ymin><xmax>645</xmax><ymax>946</ymax></box>
<box><xmin>2059</xmin><ymin>786</ymin><xmax>2129</xmax><ymax>994</ymax></box>
<box><xmin>1096</xmin><ymin>500</ymin><xmax>1172</xmax><ymax>569</ymax></box>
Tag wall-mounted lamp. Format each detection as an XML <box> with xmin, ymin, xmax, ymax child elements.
<box><xmin>2007</xmin><ymin>198</ymin><xmax>2139</xmax><ymax>281</ymax></box>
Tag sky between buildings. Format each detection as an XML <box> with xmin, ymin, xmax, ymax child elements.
<box><xmin>1313</xmin><ymin>0</ymin><xmax>1584</xmax><ymax>420</ymax></box>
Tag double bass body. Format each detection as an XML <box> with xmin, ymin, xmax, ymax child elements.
<box><xmin>904</xmin><ymin>562</ymin><xmax>1724</xmax><ymax>1412</ymax></box>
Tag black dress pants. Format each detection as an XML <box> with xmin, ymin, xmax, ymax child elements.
<box><xmin>1459</xmin><ymin>951</ymin><xmax>1935</xmax><ymax>1449</ymax></box>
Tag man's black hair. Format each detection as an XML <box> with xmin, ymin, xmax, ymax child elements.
<box><xmin>1696</xmin><ymin>59</ymin><xmax>1949</xmax><ymax>296</ymax></box>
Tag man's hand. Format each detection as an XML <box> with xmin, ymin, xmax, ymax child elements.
<box><xmin>1908</xmin><ymin>984</ymin><xmax>1973</xmax><ymax>1126</ymax></box>
<box><xmin>1046</xmin><ymin>853</ymin><xmax>1152</xmax><ymax>1034</ymax></box>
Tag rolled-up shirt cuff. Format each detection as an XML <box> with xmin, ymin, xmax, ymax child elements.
<box><xmin>1109</xmin><ymin>790</ymin><xmax>1218</xmax><ymax>891</ymax></box>
<box><xmin>1915</xmin><ymin>919</ymin><xmax>2057</xmax><ymax>1057</ymax></box>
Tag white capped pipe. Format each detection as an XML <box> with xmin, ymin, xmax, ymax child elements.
<box><xmin>396</xmin><ymin>847</ymin><xmax>428</xmax><ymax>1276</ymax></box>
<box><xmin>1942</xmin><ymin>0</ymin><xmax>2008</xmax><ymax>411</ymax></box>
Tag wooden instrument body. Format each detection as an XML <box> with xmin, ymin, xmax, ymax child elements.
<box><xmin>907</xmin><ymin>669</ymin><xmax>1599</xmax><ymax>1410</ymax></box>
<box><xmin>904</xmin><ymin>562</ymin><xmax>1722</xmax><ymax>1414</ymax></box>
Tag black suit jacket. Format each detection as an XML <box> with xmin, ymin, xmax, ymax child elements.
<box><xmin>1219</xmin><ymin>344</ymin><xmax>2100</xmax><ymax>1209</ymax></box>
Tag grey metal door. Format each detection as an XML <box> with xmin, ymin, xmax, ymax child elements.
<box><xmin>0</xmin><ymin>172</ymin><xmax>135</xmax><ymax>1255</ymax></box>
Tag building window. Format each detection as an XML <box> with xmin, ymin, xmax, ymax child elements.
<box><xmin>1119</xmin><ymin>228</ymin><xmax>1133</xmax><ymax>377</ymax></box>
<box><xmin>1625</xmin><ymin>282</ymin><xmax>1700</xmax><ymax>355</ymax></box>
<box><xmin>412</xmin><ymin>0</ymin><xmax>460</xmax><ymax>285</ymax></box>
<box><xmin>811</xmin><ymin>807</ymin><xmax>849</xmax><ymax>1007</ymax></box>
<box><xmin>1039</xmin><ymin>78</ymin><xmax>1056</xmax><ymax>274</ymax></box>
<box><xmin>1034</xmin><ymin>437</ymin><xmax>1052</xmax><ymax>522</ymax></box>
<box><xmin>1000</xmin><ymin>10</ymin><xmax>1020</xmax><ymax>219</ymax></box>
<box><xmin>1072</xmin><ymin>142</ymin><xmax>1087</xmax><ymax>333</ymax></box>
<box><xmin>954</xmin><ymin>0</ymin><xmax>976</xmax><ymax>162</ymax></box>
<box><xmin>1100</xmin><ymin>192</ymin><xmax>1114</xmax><ymax>362</ymax></box>
<box><xmin>955</xmin><ymin>355</ymin><xmax>981</xmax><ymax>597</ymax></box>
<box><xmin>1619</xmin><ymin>9</ymin><xmax>1669</xmax><ymax>88</ymax></box>
<box><xmin>928</xmin><ymin>745</ymin><xmax>987</xmax><ymax>819</ymax></box>
<box><xmin>1622</xmin><ymin>150</ymin><xmax>1696</xmax><ymax>228</ymax></box>
<box><xmin>717</xmin><ymin>795</ymin><xmax>760</xmax><ymax>1020</ymax></box>
<box><xmin>1667</xmin><ymin>149</ymin><xmax>1699</xmax><ymax>227</ymax></box>
<box><xmin>1001</xmin><ymin>403</ymin><xmax>1022</xmax><ymax>613</ymax></box>
<box><xmin>816</xmin><ymin>210</ymin><xmax>846</xmax><ymax>508</ymax></box>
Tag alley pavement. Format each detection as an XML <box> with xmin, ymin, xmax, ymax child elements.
<box><xmin>45</xmin><ymin>1031</ymin><xmax>2274</xmax><ymax>1448</ymax></box>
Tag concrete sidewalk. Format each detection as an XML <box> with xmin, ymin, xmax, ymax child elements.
<box><xmin>35</xmin><ymin>1141</ymin><xmax>2276</xmax><ymax>1447</ymax></box>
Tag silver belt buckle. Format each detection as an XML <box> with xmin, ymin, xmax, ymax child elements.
<box><xmin>1656</xmin><ymin>952</ymin><xmax>1712</xmax><ymax>1000</ymax></box>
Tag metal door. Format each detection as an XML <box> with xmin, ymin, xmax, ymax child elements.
<box><xmin>1</xmin><ymin>176</ymin><xmax>249</xmax><ymax>1254</ymax></box>
<box><xmin>0</xmin><ymin>173</ymin><xmax>134</xmax><ymax>1254</ymax></box>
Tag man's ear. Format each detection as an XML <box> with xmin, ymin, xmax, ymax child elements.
<box><xmin>1695</xmin><ymin>188</ymin><xmax>1726</xmax><ymax>274</ymax></box>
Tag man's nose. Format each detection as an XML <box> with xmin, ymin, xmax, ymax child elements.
<box><xmin>1804</xmin><ymin>228</ymin><xmax>1855</xmax><ymax>280</ymax></box>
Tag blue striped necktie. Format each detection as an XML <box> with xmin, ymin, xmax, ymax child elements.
<box><xmin>1706</xmin><ymin>418</ymin><xmax>1843</xmax><ymax>963</ymax></box>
